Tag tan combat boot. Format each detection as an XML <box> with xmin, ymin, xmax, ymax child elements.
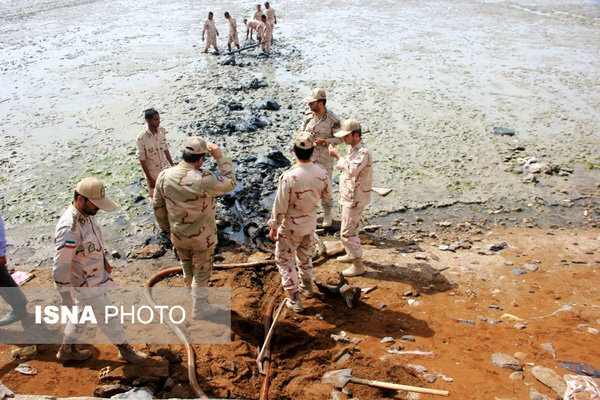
<box><xmin>299</xmin><ymin>275</ymin><xmax>314</xmax><ymax>298</ymax></box>
<box><xmin>342</xmin><ymin>258</ymin><xmax>366</xmax><ymax>277</ymax></box>
<box><xmin>192</xmin><ymin>299</ymin><xmax>221</xmax><ymax>320</ymax></box>
<box><xmin>336</xmin><ymin>254</ymin><xmax>355</xmax><ymax>263</ymax></box>
<box><xmin>117</xmin><ymin>344</ymin><xmax>148</xmax><ymax>364</ymax></box>
<box><xmin>191</xmin><ymin>287</ymin><xmax>221</xmax><ymax>320</ymax></box>
<box><xmin>286</xmin><ymin>291</ymin><xmax>303</xmax><ymax>313</ymax></box>
<box><xmin>56</xmin><ymin>344</ymin><xmax>93</xmax><ymax>362</ymax></box>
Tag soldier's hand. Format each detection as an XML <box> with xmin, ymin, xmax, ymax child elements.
<box><xmin>206</xmin><ymin>142</ymin><xmax>223</xmax><ymax>159</ymax></box>
<box><xmin>269</xmin><ymin>227</ymin><xmax>278</xmax><ymax>242</ymax></box>
<box><xmin>314</xmin><ymin>138</ymin><xmax>326</xmax><ymax>146</ymax></box>
<box><xmin>328</xmin><ymin>144</ymin><xmax>340</xmax><ymax>159</ymax></box>
<box><xmin>0</xmin><ymin>256</ymin><xmax>6</xmax><ymax>266</ymax></box>
<box><xmin>104</xmin><ymin>258</ymin><xmax>112</xmax><ymax>274</ymax></box>
<box><xmin>60</xmin><ymin>292</ymin><xmax>74</xmax><ymax>308</ymax></box>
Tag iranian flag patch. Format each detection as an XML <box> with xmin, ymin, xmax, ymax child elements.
<box><xmin>65</xmin><ymin>240</ymin><xmax>76</xmax><ymax>249</ymax></box>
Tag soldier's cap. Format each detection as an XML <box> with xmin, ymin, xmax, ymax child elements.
<box><xmin>75</xmin><ymin>177</ymin><xmax>118</xmax><ymax>211</ymax></box>
<box><xmin>183</xmin><ymin>136</ymin><xmax>209</xmax><ymax>155</ymax></box>
<box><xmin>303</xmin><ymin>88</ymin><xmax>326</xmax><ymax>103</ymax></box>
<box><xmin>334</xmin><ymin>118</ymin><xmax>361</xmax><ymax>138</ymax></box>
<box><xmin>294</xmin><ymin>131</ymin><xmax>314</xmax><ymax>150</ymax></box>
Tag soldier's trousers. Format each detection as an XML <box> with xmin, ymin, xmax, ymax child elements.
<box><xmin>228</xmin><ymin>33</ymin><xmax>239</xmax><ymax>46</ymax></box>
<box><xmin>274</xmin><ymin>229</ymin><xmax>313</xmax><ymax>293</ymax></box>
<box><xmin>205</xmin><ymin>35</ymin><xmax>217</xmax><ymax>51</ymax></box>
<box><xmin>340</xmin><ymin>205</ymin><xmax>365</xmax><ymax>259</ymax></box>
<box><xmin>63</xmin><ymin>294</ymin><xmax>127</xmax><ymax>344</ymax></box>
<box><xmin>177</xmin><ymin>247</ymin><xmax>214</xmax><ymax>289</ymax></box>
<box><xmin>315</xmin><ymin>161</ymin><xmax>334</xmax><ymax>210</ymax></box>
<box><xmin>261</xmin><ymin>34</ymin><xmax>272</xmax><ymax>53</ymax></box>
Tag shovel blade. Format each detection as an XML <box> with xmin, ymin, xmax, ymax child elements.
<box><xmin>322</xmin><ymin>368</ymin><xmax>353</xmax><ymax>388</ymax></box>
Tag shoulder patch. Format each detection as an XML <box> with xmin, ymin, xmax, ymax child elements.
<box><xmin>279</xmin><ymin>166</ymin><xmax>294</xmax><ymax>182</ymax></box>
<box><xmin>136</xmin><ymin>130</ymin><xmax>149</xmax><ymax>141</ymax></box>
<box><xmin>328</xmin><ymin>110</ymin><xmax>341</xmax><ymax>124</ymax></box>
<box><xmin>69</xmin><ymin>209</ymin><xmax>79</xmax><ymax>232</ymax></box>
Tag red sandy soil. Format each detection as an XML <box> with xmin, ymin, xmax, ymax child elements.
<box><xmin>1</xmin><ymin>227</ymin><xmax>598</xmax><ymax>399</ymax></box>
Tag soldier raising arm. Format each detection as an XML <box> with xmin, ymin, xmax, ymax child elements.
<box><xmin>153</xmin><ymin>137</ymin><xmax>236</xmax><ymax>319</ymax></box>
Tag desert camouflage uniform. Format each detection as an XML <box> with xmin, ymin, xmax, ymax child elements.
<box><xmin>247</xmin><ymin>20</ymin><xmax>262</xmax><ymax>38</ymax></box>
<box><xmin>153</xmin><ymin>156</ymin><xmax>236</xmax><ymax>290</ymax></box>
<box><xmin>253</xmin><ymin>9</ymin><xmax>263</xmax><ymax>21</ymax></box>
<box><xmin>256</xmin><ymin>21</ymin><xmax>266</xmax><ymax>40</ymax></box>
<box><xmin>228</xmin><ymin>17</ymin><xmax>240</xmax><ymax>47</ymax></box>
<box><xmin>53</xmin><ymin>205</ymin><xmax>126</xmax><ymax>343</ymax></box>
<box><xmin>136</xmin><ymin>127</ymin><xmax>170</xmax><ymax>198</ymax></box>
<box><xmin>266</xmin><ymin>7</ymin><xmax>276</xmax><ymax>24</ymax></box>
<box><xmin>203</xmin><ymin>19</ymin><xmax>218</xmax><ymax>51</ymax></box>
<box><xmin>268</xmin><ymin>162</ymin><xmax>332</xmax><ymax>293</ymax></box>
<box><xmin>336</xmin><ymin>141</ymin><xmax>372</xmax><ymax>258</ymax></box>
<box><xmin>261</xmin><ymin>20</ymin><xmax>274</xmax><ymax>53</ymax></box>
<box><xmin>301</xmin><ymin>110</ymin><xmax>342</xmax><ymax>210</ymax></box>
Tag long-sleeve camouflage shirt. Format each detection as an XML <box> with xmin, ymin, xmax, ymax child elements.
<box><xmin>153</xmin><ymin>156</ymin><xmax>237</xmax><ymax>250</ymax></box>
<box><xmin>337</xmin><ymin>141</ymin><xmax>373</xmax><ymax>208</ymax></box>
<box><xmin>268</xmin><ymin>162</ymin><xmax>332</xmax><ymax>237</ymax></box>
<box><xmin>301</xmin><ymin>110</ymin><xmax>342</xmax><ymax>171</ymax></box>
<box><xmin>53</xmin><ymin>204</ymin><xmax>115</xmax><ymax>298</ymax></box>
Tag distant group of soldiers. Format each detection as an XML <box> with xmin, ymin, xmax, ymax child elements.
<box><xmin>136</xmin><ymin>88</ymin><xmax>372</xmax><ymax>313</ymax></box>
<box><xmin>202</xmin><ymin>2</ymin><xmax>277</xmax><ymax>54</ymax></box>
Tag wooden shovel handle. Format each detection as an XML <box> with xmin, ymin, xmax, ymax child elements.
<box><xmin>350</xmin><ymin>377</ymin><xmax>449</xmax><ymax>396</ymax></box>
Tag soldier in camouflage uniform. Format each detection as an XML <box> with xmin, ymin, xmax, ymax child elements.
<box><xmin>260</xmin><ymin>14</ymin><xmax>274</xmax><ymax>53</ymax></box>
<box><xmin>268</xmin><ymin>132</ymin><xmax>332</xmax><ymax>312</ymax></box>
<box><xmin>153</xmin><ymin>137</ymin><xmax>236</xmax><ymax>319</ymax></box>
<box><xmin>53</xmin><ymin>177</ymin><xmax>147</xmax><ymax>363</ymax></box>
<box><xmin>328</xmin><ymin>119</ymin><xmax>373</xmax><ymax>277</ymax></box>
<box><xmin>301</xmin><ymin>88</ymin><xmax>342</xmax><ymax>228</ymax></box>
<box><xmin>202</xmin><ymin>11</ymin><xmax>220</xmax><ymax>53</ymax></box>
<box><xmin>136</xmin><ymin>108</ymin><xmax>174</xmax><ymax>200</ymax></box>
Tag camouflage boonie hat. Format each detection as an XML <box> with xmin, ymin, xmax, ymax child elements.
<box><xmin>303</xmin><ymin>88</ymin><xmax>326</xmax><ymax>103</ymax></box>
<box><xmin>184</xmin><ymin>137</ymin><xmax>209</xmax><ymax>155</ymax></box>
<box><xmin>75</xmin><ymin>177</ymin><xmax>118</xmax><ymax>211</ymax></box>
<box><xmin>334</xmin><ymin>118</ymin><xmax>361</xmax><ymax>138</ymax></box>
<box><xmin>295</xmin><ymin>131</ymin><xmax>314</xmax><ymax>150</ymax></box>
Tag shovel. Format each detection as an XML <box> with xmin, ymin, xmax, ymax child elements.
<box><xmin>322</xmin><ymin>368</ymin><xmax>449</xmax><ymax>396</ymax></box>
<box><xmin>256</xmin><ymin>298</ymin><xmax>288</xmax><ymax>374</ymax></box>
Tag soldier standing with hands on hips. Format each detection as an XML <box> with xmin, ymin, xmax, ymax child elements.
<box><xmin>328</xmin><ymin>119</ymin><xmax>373</xmax><ymax>277</ymax></box>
